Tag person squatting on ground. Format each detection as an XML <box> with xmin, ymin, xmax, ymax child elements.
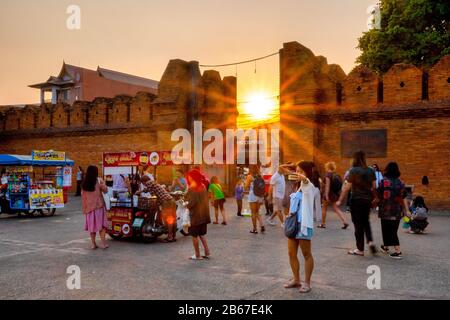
<box><xmin>185</xmin><ymin>169</ymin><xmax>211</xmax><ymax>261</ymax></box>
<box><xmin>245</xmin><ymin>164</ymin><xmax>266</xmax><ymax>234</ymax></box>
<box><xmin>81</xmin><ymin>165</ymin><xmax>109</xmax><ymax>250</ymax></box>
<box><xmin>408</xmin><ymin>196</ymin><xmax>429</xmax><ymax>234</ymax></box>
<box><xmin>377</xmin><ymin>162</ymin><xmax>411</xmax><ymax>259</ymax></box>
<box><xmin>337</xmin><ymin>151</ymin><xmax>378</xmax><ymax>256</ymax></box>
<box><xmin>208</xmin><ymin>176</ymin><xmax>227</xmax><ymax>225</ymax></box>
<box><xmin>284</xmin><ymin>161</ymin><xmax>321</xmax><ymax>294</ymax></box>
<box><xmin>141</xmin><ymin>175</ymin><xmax>177</xmax><ymax>243</ymax></box>
<box><xmin>318</xmin><ymin>161</ymin><xmax>349</xmax><ymax>229</ymax></box>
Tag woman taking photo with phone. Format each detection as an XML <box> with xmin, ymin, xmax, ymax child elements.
<box><xmin>284</xmin><ymin>161</ymin><xmax>321</xmax><ymax>294</ymax></box>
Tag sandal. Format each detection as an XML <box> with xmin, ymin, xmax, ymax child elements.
<box><xmin>250</xmin><ymin>230</ymin><xmax>258</xmax><ymax>234</ymax></box>
<box><xmin>213</xmin><ymin>221</ymin><xmax>219</xmax><ymax>225</ymax></box>
<box><xmin>202</xmin><ymin>255</ymin><xmax>210</xmax><ymax>260</ymax></box>
<box><xmin>347</xmin><ymin>249</ymin><xmax>364</xmax><ymax>256</ymax></box>
<box><xmin>261</xmin><ymin>226</ymin><xmax>266</xmax><ymax>233</ymax></box>
<box><xmin>299</xmin><ymin>285</ymin><xmax>311</xmax><ymax>293</ymax></box>
<box><xmin>189</xmin><ymin>255</ymin><xmax>204</xmax><ymax>260</ymax></box>
<box><xmin>317</xmin><ymin>224</ymin><xmax>326</xmax><ymax>228</ymax></box>
<box><xmin>342</xmin><ymin>223</ymin><xmax>349</xmax><ymax>230</ymax></box>
<box><xmin>284</xmin><ymin>280</ymin><xmax>301</xmax><ymax>289</ymax></box>
<box><xmin>221</xmin><ymin>222</ymin><xmax>227</xmax><ymax>226</ymax></box>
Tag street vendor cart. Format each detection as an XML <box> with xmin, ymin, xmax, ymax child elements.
<box><xmin>102</xmin><ymin>151</ymin><xmax>188</xmax><ymax>243</ymax></box>
<box><xmin>0</xmin><ymin>151</ymin><xmax>74</xmax><ymax>217</ymax></box>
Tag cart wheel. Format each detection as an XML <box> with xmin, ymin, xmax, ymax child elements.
<box><xmin>142</xmin><ymin>235</ymin><xmax>157</xmax><ymax>243</ymax></box>
<box><xmin>109</xmin><ymin>233</ymin><xmax>123</xmax><ymax>241</ymax></box>
<box><xmin>39</xmin><ymin>208</ymin><xmax>56</xmax><ymax>217</ymax></box>
<box><xmin>26</xmin><ymin>210</ymin><xmax>39</xmax><ymax>217</ymax></box>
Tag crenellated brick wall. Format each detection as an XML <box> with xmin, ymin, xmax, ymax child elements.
<box><xmin>0</xmin><ymin>60</ymin><xmax>238</xmax><ymax>192</ymax></box>
<box><xmin>1</xmin><ymin>41</ymin><xmax>449</xmax><ymax>207</ymax></box>
<box><xmin>280</xmin><ymin>42</ymin><xmax>450</xmax><ymax>209</ymax></box>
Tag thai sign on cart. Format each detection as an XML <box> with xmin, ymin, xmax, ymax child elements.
<box><xmin>103</xmin><ymin>151</ymin><xmax>174</xmax><ymax>167</ymax></box>
<box><xmin>32</xmin><ymin>150</ymin><xmax>66</xmax><ymax>162</ymax></box>
<box><xmin>29</xmin><ymin>189</ymin><xmax>65</xmax><ymax>210</ymax></box>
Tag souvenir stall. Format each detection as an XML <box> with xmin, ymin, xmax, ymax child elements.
<box><xmin>0</xmin><ymin>151</ymin><xmax>74</xmax><ymax>217</ymax></box>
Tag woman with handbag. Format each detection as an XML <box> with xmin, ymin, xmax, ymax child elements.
<box><xmin>284</xmin><ymin>161</ymin><xmax>321</xmax><ymax>294</ymax></box>
<box><xmin>81</xmin><ymin>165</ymin><xmax>109</xmax><ymax>250</ymax></box>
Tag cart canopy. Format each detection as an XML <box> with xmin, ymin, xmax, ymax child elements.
<box><xmin>0</xmin><ymin>154</ymin><xmax>75</xmax><ymax>167</ymax></box>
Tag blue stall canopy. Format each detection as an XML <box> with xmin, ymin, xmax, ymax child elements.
<box><xmin>0</xmin><ymin>154</ymin><xmax>75</xmax><ymax>167</ymax></box>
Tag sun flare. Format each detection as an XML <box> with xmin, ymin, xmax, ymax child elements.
<box><xmin>242</xmin><ymin>92</ymin><xmax>277</xmax><ymax>121</ymax></box>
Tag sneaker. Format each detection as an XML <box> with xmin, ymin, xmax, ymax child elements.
<box><xmin>389</xmin><ymin>252</ymin><xmax>403</xmax><ymax>259</ymax></box>
<box><xmin>267</xmin><ymin>218</ymin><xmax>276</xmax><ymax>226</ymax></box>
<box><xmin>281</xmin><ymin>223</ymin><xmax>285</xmax><ymax>228</ymax></box>
<box><xmin>380</xmin><ymin>245</ymin><xmax>389</xmax><ymax>254</ymax></box>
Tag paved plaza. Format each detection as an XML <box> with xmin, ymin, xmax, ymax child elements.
<box><xmin>0</xmin><ymin>197</ymin><xmax>449</xmax><ymax>300</ymax></box>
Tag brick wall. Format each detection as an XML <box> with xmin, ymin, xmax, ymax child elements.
<box><xmin>279</xmin><ymin>43</ymin><xmax>450</xmax><ymax>209</ymax></box>
<box><xmin>0</xmin><ymin>59</ymin><xmax>237</xmax><ymax>194</ymax></box>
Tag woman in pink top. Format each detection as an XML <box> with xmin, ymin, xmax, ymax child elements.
<box><xmin>82</xmin><ymin>166</ymin><xmax>109</xmax><ymax>250</ymax></box>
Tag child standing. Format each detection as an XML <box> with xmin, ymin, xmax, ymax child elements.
<box><xmin>235</xmin><ymin>179</ymin><xmax>245</xmax><ymax>217</ymax></box>
<box><xmin>208</xmin><ymin>176</ymin><xmax>227</xmax><ymax>225</ymax></box>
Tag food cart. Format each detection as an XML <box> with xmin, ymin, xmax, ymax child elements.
<box><xmin>0</xmin><ymin>151</ymin><xmax>74</xmax><ymax>217</ymax></box>
<box><xmin>102</xmin><ymin>151</ymin><xmax>181</xmax><ymax>242</ymax></box>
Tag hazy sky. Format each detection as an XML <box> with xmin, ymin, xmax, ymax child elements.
<box><xmin>0</xmin><ymin>0</ymin><xmax>377</xmax><ymax>105</ymax></box>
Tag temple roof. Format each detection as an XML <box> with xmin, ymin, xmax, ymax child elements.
<box><xmin>29</xmin><ymin>62</ymin><xmax>159</xmax><ymax>90</ymax></box>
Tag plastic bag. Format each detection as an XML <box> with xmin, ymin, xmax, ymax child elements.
<box><xmin>176</xmin><ymin>201</ymin><xmax>190</xmax><ymax>230</ymax></box>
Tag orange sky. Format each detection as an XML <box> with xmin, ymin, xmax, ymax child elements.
<box><xmin>0</xmin><ymin>0</ymin><xmax>377</xmax><ymax>106</ymax></box>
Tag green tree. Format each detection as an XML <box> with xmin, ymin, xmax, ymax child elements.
<box><xmin>357</xmin><ymin>0</ymin><xmax>450</xmax><ymax>74</ymax></box>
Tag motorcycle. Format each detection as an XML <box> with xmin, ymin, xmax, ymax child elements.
<box><xmin>108</xmin><ymin>192</ymin><xmax>190</xmax><ymax>243</ymax></box>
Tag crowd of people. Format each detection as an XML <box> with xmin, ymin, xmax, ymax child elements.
<box><xmin>78</xmin><ymin>150</ymin><xmax>430</xmax><ymax>295</ymax></box>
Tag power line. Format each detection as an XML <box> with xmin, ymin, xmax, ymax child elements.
<box><xmin>199</xmin><ymin>51</ymin><xmax>279</xmax><ymax>68</ymax></box>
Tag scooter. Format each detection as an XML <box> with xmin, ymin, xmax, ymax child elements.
<box><xmin>108</xmin><ymin>193</ymin><xmax>189</xmax><ymax>243</ymax></box>
<box><xmin>140</xmin><ymin>191</ymin><xmax>190</xmax><ymax>242</ymax></box>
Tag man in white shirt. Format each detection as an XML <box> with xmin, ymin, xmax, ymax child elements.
<box><xmin>267</xmin><ymin>167</ymin><xmax>286</xmax><ymax>226</ymax></box>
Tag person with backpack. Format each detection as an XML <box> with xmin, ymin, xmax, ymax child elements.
<box><xmin>245</xmin><ymin>164</ymin><xmax>266</xmax><ymax>234</ymax></box>
<box><xmin>377</xmin><ymin>162</ymin><xmax>411</xmax><ymax>259</ymax></box>
<box><xmin>318</xmin><ymin>162</ymin><xmax>349</xmax><ymax>229</ymax></box>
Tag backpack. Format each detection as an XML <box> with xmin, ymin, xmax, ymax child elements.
<box><xmin>330</xmin><ymin>174</ymin><xmax>343</xmax><ymax>195</ymax></box>
<box><xmin>252</xmin><ymin>175</ymin><xmax>266</xmax><ymax>197</ymax></box>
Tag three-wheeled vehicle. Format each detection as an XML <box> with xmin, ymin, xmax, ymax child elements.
<box><xmin>0</xmin><ymin>151</ymin><xmax>74</xmax><ymax>217</ymax></box>
<box><xmin>102</xmin><ymin>151</ymin><xmax>189</xmax><ymax>243</ymax></box>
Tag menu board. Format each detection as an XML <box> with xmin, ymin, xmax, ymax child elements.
<box><xmin>103</xmin><ymin>151</ymin><xmax>174</xmax><ymax>167</ymax></box>
<box><xmin>29</xmin><ymin>189</ymin><xmax>65</xmax><ymax>209</ymax></box>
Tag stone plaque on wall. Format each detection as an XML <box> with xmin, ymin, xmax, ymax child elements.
<box><xmin>341</xmin><ymin>129</ymin><xmax>387</xmax><ymax>158</ymax></box>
